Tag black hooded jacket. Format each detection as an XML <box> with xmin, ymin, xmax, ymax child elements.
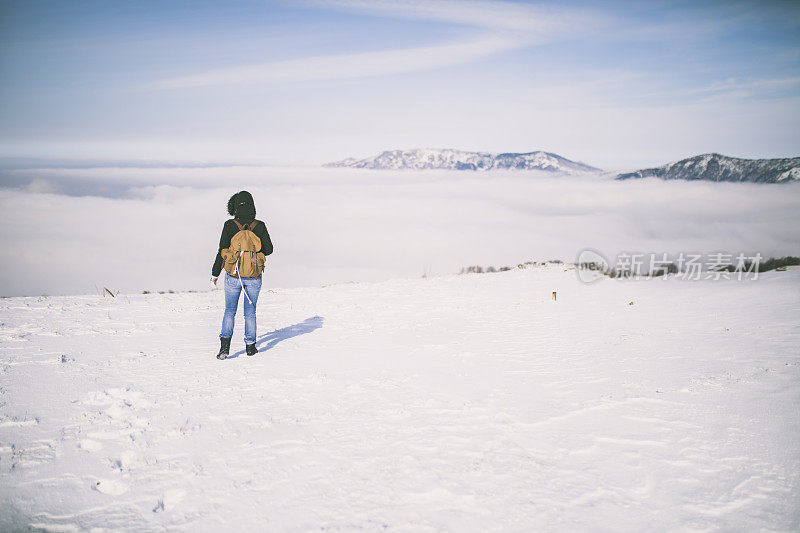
<box><xmin>212</xmin><ymin>191</ymin><xmax>274</xmax><ymax>277</ymax></box>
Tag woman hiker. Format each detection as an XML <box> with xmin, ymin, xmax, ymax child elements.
<box><xmin>211</xmin><ymin>191</ymin><xmax>274</xmax><ymax>360</ymax></box>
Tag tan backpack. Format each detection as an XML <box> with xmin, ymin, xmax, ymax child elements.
<box><xmin>221</xmin><ymin>220</ymin><xmax>266</xmax><ymax>278</ymax></box>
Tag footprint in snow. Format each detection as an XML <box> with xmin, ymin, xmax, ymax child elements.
<box><xmin>93</xmin><ymin>478</ymin><xmax>128</xmax><ymax>496</ymax></box>
<box><xmin>153</xmin><ymin>489</ymin><xmax>186</xmax><ymax>512</ymax></box>
<box><xmin>77</xmin><ymin>439</ymin><xmax>102</xmax><ymax>452</ymax></box>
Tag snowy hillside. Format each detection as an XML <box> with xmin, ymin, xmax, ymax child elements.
<box><xmin>616</xmin><ymin>153</ymin><xmax>800</xmax><ymax>183</ymax></box>
<box><xmin>1</xmin><ymin>265</ymin><xmax>798</xmax><ymax>531</ymax></box>
<box><xmin>325</xmin><ymin>148</ymin><xmax>601</xmax><ymax>173</ymax></box>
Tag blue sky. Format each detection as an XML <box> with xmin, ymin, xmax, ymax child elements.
<box><xmin>1</xmin><ymin>0</ymin><xmax>799</xmax><ymax>168</ymax></box>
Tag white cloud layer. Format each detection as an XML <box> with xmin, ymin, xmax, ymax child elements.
<box><xmin>1</xmin><ymin>166</ymin><xmax>798</xmax><ymax>297</ymax></box>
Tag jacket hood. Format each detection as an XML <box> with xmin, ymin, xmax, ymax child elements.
<box><xmin>228</xmin><ymin>190</ymin><xmax>256</xmax><ymax>221</ymax></box>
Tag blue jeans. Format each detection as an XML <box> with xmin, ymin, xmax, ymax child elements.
<box><xmin>220</xmin><ymin>273</ymin><xmax>262</xmax><ymax>344</ymax></box>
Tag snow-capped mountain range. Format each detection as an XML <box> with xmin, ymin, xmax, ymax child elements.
<box><xmin>616</xmin><ymin>153</ymin><xmax>800</xmax><ymax>183</ymax></box>
<box><xmin>325</xmin><ymin>148</ymin><xmax>601</xmax><ymax>173</ymax></box>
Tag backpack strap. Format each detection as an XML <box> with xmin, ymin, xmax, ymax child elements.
<box><xmin>232</xmin><ymin>219</ymin><xmax>259</xmax><ymax>231</ymax></box>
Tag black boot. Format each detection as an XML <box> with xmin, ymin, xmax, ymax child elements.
<box><xmin>246</xmin><ymin>343</ymin><xmax>258</xmax><ymax>356</ymax></box>
<box><xmin>217</xmin><ymin>337</ymin><xmax>231</xmax><ymax>360</ymax></box>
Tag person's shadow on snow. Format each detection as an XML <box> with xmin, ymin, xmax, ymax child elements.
<box><xmin>228</xmin><ymin>316</ymin><xmax>324</xmax><ymax>358</ymax></box>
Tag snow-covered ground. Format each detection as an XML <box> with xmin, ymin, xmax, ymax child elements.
<box><xmin>1</xmin><ymin>265</ymin><xmax>799</xmax><ymax>531</ymax></box>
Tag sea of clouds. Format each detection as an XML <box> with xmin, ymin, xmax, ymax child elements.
<box><xmin>0</xmin><ymin>164</ymin><xmax>798</xmax><ymax>297</ymax></box>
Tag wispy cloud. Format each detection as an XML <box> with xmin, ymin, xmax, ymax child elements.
<box><xmin>637</xmin><ymin>76</ymin><xmax>800</xmax><ymax>104</ymax></box>
<box><xmin>145</xmin><ymin>34</ymin><xmax>523</xmax><ymax>90</ymax></box>
<box><xmin>699</xmin><ymin>76</ymin><xmax>800</xmax><ymax>94</ymax></box>
<box><xmin>146</xmin><ymin>0</ymin><xmax>596</xmax><ymax>90</ymax></box>
<box><xmin>307</xmin><ymin>0</ymin><xmax>593</xmax><ymax>35</ymax></box>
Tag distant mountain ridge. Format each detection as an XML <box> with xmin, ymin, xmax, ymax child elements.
<box><xmin>616</xmin><ymin>153</ymin><xmax>800</xmax><ymax>183</ymax></box>
<box><xmin>325</xmin><ymin>148</ymin><xmax>601</xmax><ymax>173</ymax></box>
